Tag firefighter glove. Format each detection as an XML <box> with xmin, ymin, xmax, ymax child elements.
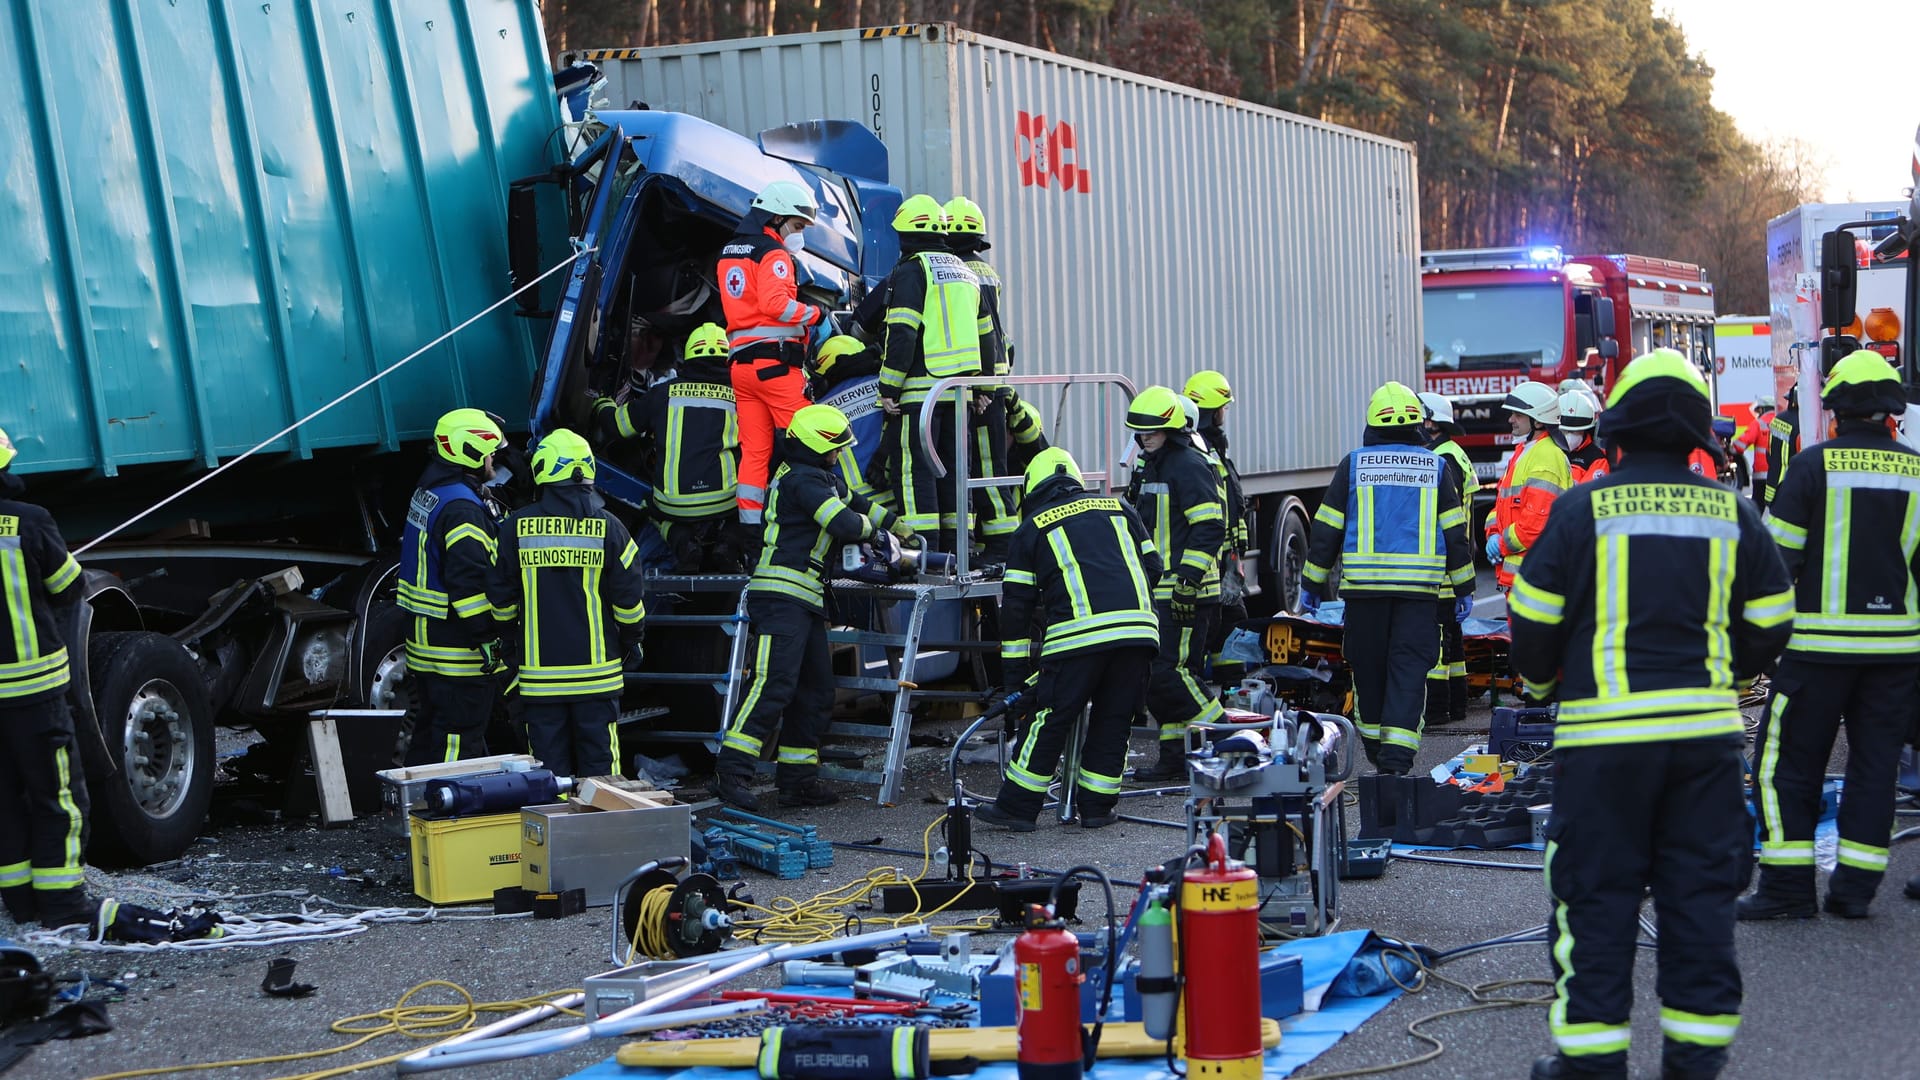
<box><xmin>1455</xmin><ymin>595</ymin><xmax>1474</xmax><ymax>623</ymax></box>
<box><xmin>1484</xmin><ymin>534</ymin><xmax>1505</xmax><ymax>565</ymax></box>
<box><xmin>1169</xmin><ymin>576</ymin><xmax>1200</xmax><ymax>625</ymax></box>
<box><xmin>624</xmin><ymin>639</ymin><xmax>646</xmax><ymax>671</ymax></box>
<box><xmin>478</xmin><ymin>639</ymin><xmax>508</xmax><ymax>676</ymax></box>
<box><xmin>889</xmin><ymin>519</ymin><xmax>924</xmax><ymax>550</ymax></box>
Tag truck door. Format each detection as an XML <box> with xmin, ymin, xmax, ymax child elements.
<box><xmin>528</xmin><ymin>125</ymin><xmax>642</xmax><ymax>454</ymax></box>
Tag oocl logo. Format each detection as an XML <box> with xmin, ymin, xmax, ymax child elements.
<box><xmin>1017</xmin><ymin>111</ymin><xmax>1091</xmax><ymax>194</ymax></box>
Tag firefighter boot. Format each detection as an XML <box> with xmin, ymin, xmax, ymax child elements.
<box><xmin>712</xmin><ymin>771</ymin><xmax>760</xmax><ymax>813</ymax></box>
<box><xmin>1</xmin><ymin>885</ymin><xmax>34</xmax><ymax>925</ymax></box>
<box><xmin>1135</xmin><ymin>739</ymin><xmax>1186</xmax><ymax>783</ymax></box>
<box><xmin>778</xmin><ymin>779</ymin><xmax>841</xmax><ymax>808</ymax></box>
<box><xmin>972</xmin><ymin>801</ymin><xmax>1038</xmax><ymax>833</ymax></box>
<box><xmin>1823</xmin><ymin>892</ymin><xmax>1872</xmax><ymax>919</ymax></box>
<box><xmin>1531</xmin><ymin>1053</ymin><xmax>1627</xmax><ymax>1080</ymax></box>
<box><xmin>33</xmin><ymin>889</ymin><xmax>99</xmax><ymax>933</ymax></box>
<box><xmin>1075</xmin><ymin>790</ymin><xmax>1118</xmax><ymax>830</ymax></box>
<box><xmin>1735</xmin><ymin>874</ymin><xmax>1817</xmax><ymax>921</ymax></box>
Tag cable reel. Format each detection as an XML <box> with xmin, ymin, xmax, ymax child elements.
<box><xmin>616</xmin><ymin>865</ymin><xmax>733</xmax><ymax>960</ymax></box>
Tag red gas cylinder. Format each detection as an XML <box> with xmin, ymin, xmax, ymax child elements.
<box><xmin>1179</xmin><ymin>832</ymin><xmax>1263</xmax><ymax>1079</ymax></box>
<box><xmin>1014</xmin><ymin>904</ymin><xmax>1084</xmax><ymax>1080</ymax></box>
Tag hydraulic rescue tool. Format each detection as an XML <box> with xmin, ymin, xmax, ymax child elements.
<box><xmin>419</xmin><ymin>768</ymin><xmax>572</xmax><ymax>816</ymax></box>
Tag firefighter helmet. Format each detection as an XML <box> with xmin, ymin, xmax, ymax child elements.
<box><xmin>1558</xmin><ymin>391</ymin><xmax>1598</xmax><ymax>432</ymax></box>
<box><xmin>789</xmin><ymin>404</ymin><xmax>856</xmax><ymax>455</ymax></box>
<box><xmin>1417</xmin><ymin>391</ymin><xmax>1456</xmax><ymax>426</ymax></box>
<box><xmin>1184</xmin><ymin>370</ymin><xmax>1234</xmax><ymax>411</ymax></box>
<box><xmin>0</xmin><ymin>425</ymin><xmax>14</xmax><ymax>472</ymax></box>
<box><xmin>750</xmin><ymin>180</ymin><xmax>818</xmax><ymax>222</ymax></box>
<box><xmin>1823</xmin><ymin>349</ymin><xmax>1907</xmax><ymax>417</ymax></box>
<box><xmin>684</xmin><ymin>323</ymin><xmax>729</xmax><ymax>361</ymax></box>
<box><xmin>1605</xmin><ymin>349</ymin><xmax>1708</xmax><ymax>408</ymax></box>
<box><xmin>1126</xmin><ymin>386</ymin><xmax>1189</xmax><ymax>432</ymax></box>
<box><xmin>531</xmin><ymin>428</ymin><xmax>596</xmax><ymax>485</ymax></box>
<box><xmin>943</xmin><ymin>196</ymin><xmax>987</xmax><ymax>236</ymax></box>
<box><xmin>1367</xmin><ymin>381</ymin><xmax>1425</xmax><ymax>427</ymax></box>
<box><xmin>1503</xmin><ymin>381</ymin><xmax>1562</xmax><ymax>425</ymax></box>
<box><xmin>433</xmin><ymin>408</ymin><xmax>505</xmax><ymax>469</ymax></box>
<box><xmin>892</xmin><ymin>194</ymin><xmax>948</xmax><ymax>235</ymax></box>
<box><xmin>813</xmin><ymin>335</ymin><xmax>867</xmax><ymax>376</ymax></box>
<box><xmin>1024</xmin><ymin>446</ymin><xmax>1083</xmax><ymax>493</ymax></box>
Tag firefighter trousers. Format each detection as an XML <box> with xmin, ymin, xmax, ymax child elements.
<box><xmin>522</xmin><ymin>697</ymin><xmax>621</xmax><ymax>779</ymax></box>
<box><xmin>1147</xmin><ymin>601</ymin><xmax>1223</xmax><ymax>741</ymax></box>
<box><xmin>404</xmin><ymin>672</ymin><xmax>502</xmax><ymax>766</ymax></box>
<box><xmin>732</xmin><ymin>358</ymin><xmax>809</xmax><ymax>524</ymax></box>
<box><xmin>1545</xmin><ymin>739</ymin><xmax>1747</xmax><ymax>1076</ymax></box>
<box><xmin>1424</xmin><ymin>599</ymin><xmax>1467</xmax><ymax>728</ymax></box>
<box><xmin>1343</xmin><ymin>595</ymin><xmax>1437</xmax><ymax>774</ymax></box>
<box><xmin>891</xmin><ymin>401</ymin><xmax>965</xmax><ymax>541</ymax></box>
<box><xmin>1754</xmin><ymin>657</ymin><xmax>1915</xmax><ymax>902</ymax></box>
<box><xmin>718</xmin><ymin>596</ymin><xmax>832</xmax><ymax>787</ymax></box>
<box><xmin>995</xmin><ymin>646</ymin><xmax>1155</xmax><ymax>822</ymax></box>
<box><xmin>970</xmin><ymin>392</ymin><xmax>1019</xmax><ymax>558</ymax></box>
<box><xmin>0</xmin><ymin>694</ymin><xmax>91</xmax><ymax>900</ymax></box>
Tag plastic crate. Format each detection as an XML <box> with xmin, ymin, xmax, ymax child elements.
<box><xmin>409</xmin><ymin>812</ymin><xmax>524</xmax><ymax>904</ymax></box>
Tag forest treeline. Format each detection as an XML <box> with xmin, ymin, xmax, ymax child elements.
<box><xmin>540</xmin><ymin>0</ymin><xmax>1822</xmax><ymax>313</ymax></box>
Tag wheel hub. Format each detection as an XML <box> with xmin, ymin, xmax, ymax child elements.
<box><xmin>124</xmin><ymin>680</ymin><xmax>194</xmax><ymax>818</ymax></box>
<box><xmin>370</xmin><ymin>645</ymin><xmax>408</xmax><ymax>711</ymax></box>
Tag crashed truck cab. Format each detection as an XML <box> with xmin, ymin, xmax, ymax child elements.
<box><xmin>519</xmin><ymin>109</ymin><xmax>903</xmax><ymax>510</ymax></box>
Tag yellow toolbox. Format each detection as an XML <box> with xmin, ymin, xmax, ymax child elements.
<box><xmin>409</xmin><ymin>812</ymin><xmax>524</xmax><ymax>904</ymax></box>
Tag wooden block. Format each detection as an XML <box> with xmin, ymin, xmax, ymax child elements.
<box><xmin>576</xmin><ymin>778</ymin><xmax>675</xmax><ymax>812</ymax></box>
<box><xmin>306</xmin><ymin>717</ymin><xmax>355</xmax><ymax>826</ymax></box>
<box><xmin>260</xmin><ymin>566</ymin><xmax>305</xmax><ymax>596</ymax></box>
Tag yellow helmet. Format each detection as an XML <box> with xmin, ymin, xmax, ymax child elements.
<box><xmin>789</xmin><ymin>404</ymin><xmax>856</xmax><ymax>456</ymax></box>
<box><xmin>531</xmin><ymin>428</ymin><xmax>596</xmax><ymax>485</ymax></box>
<box><xmin>433</xmin><ymin>408</ymin><xmax>505</xmax><ymax>469</ymax></box>
<box><xmin>943</xmin><ymin>196</ymin><xmax>987</xmax><ymax>236</ymax></box>
<box><xmin>1605</xmin><ymin>348</ymin><xmax>1708</xmax><ymax>409</ymax></box>
<box><xmin>1126</xmin><ymin>386</ymin><xmax>1189</xmax><ymax>432</ymax></box>
<box><xmin>0</xmin><ymin>425</ymin><xmax>15</xmax><ymax>471</ymax></box>
<box><xmin>892</xmin><ymin>194</ymin><xmax>947</xmax><ymax>235</ymax></box>
<box><xmin>1183</xmin><ymin>370</ymin><xmax>1234</xmax><ymax>411</ymax></box>
<box><xmin>684</xmin><ymin>323</ymin><xmax>729</xmax><ymax>362</ymax></box>
<box><xmin>1367</xmin><ymin>381</ymin><xmax>1425</xmax><ymax>427</ymax></box>
<box><xmin>1823</xmin><ymin>349</ymin><xmax>1906</xmax><ymax>416</ymax></box>
<box><xmin>813</xmin><ymin>335</ymin><xmax>867</xmax><ymax>376</ymax></box>
<box><xmin>1023</xmin><ymin>446</ymin><xmax>1083</xmax><ymax>493</ymax></box>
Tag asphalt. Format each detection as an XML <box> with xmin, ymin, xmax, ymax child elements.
<box><xmin>12</xmin><ymin>592</ymin><xmax>1920</xmax><ymax>1079</ymax></box>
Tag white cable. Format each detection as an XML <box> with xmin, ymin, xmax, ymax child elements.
<box><xmin>74</xmin><ymin>249</ymin><xmax>593</xmax><ymax>556</ymax></box>
<box><xmin>20</xmin><ymin>899</ymin><xmax>529</xmax><ymax>952</ymax></box>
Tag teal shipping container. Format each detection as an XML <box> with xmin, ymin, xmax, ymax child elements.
<box><xmin>0</xmin><ymin>0</ymin><xmax>561</xmax><ymax>479</ymax></box>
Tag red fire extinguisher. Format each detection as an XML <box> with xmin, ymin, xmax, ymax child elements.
<box><xmin>1178</xmin><ymin>831</ymin><xmax>1263</xmax><ymax>1079</ymax></box>
<box><xmin>1014</xmin><ymin>903</ymin><xmax>1083</xmax><ymax>1080</ymax></box>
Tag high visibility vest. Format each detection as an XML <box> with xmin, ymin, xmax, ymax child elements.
<box><xmin>1327</xmin><ymin>446</ymin><xmax>1458</xmax><ymax>595</ymax></box>
<box><xmin>1490</xmin><ymin>433</ymin><xmax>1571</xmax><ymax>587</ymax></box>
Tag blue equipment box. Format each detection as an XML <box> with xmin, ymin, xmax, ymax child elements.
<box><xmin>1113</xmin><ymin>949</ymin><xmax>1303</xmax><ymax>1023</ymax></box>
<box><xmin>980</xmin><ymin>934</ymin><xmax>1112</xmax><ymax>1026</ymax></box>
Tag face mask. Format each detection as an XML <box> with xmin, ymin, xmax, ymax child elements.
<box><xmin>784</xmin><ymin>232</ymin><xmax>806</xmax><ymax>255</ymax></box>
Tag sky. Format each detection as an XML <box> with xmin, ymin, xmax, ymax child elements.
<box><xmin>1659</xmin><ymin>0</ymin><xmax>1917</xmax><ymax>204</ymax></box>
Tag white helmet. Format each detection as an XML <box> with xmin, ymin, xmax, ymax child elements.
<box><xmin>750</xmin><ymin>180</ymin><xmax>818</xmax><ymax>222</ymax></box>
<box><xmin>1752</xmin><ymin>394</ymin><xmax>1776</xmax><ymax>413</ymax></box>
<box><xmin>1417</xmin><ymin>391</ymin><xmax>1456</xmax><ymax>426</ymax></box>
<box><xmin>1557</xmin><ymin>378</ymin><xmax>1601</xmax><ymax>412</ymax></box>
<box><xmin>1503</xmin><ymin>380</ymin><xmax>1561</xmax><ymax>425</ymax></box>
<box><xmin>1177</xmin><ymin>395</ymin><xmax>1200</xmax><ymax>432</ymax></box>
<box><xmin>1557</xmin><ymin>390</ymin><xmax>1597</xmax><ymax>432</ymax></box>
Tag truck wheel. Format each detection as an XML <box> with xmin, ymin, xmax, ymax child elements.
<box><xmin>358</xmin><ymin>602</ymin><xmax>414</xmax><ymax>764</ymax></box>
<box><xmin>1264</xmin><ymin>500</ymin><xmax>1315</xmax><ymax>613</ymax></box>
<box><xmin>85</xmin><ymin>632</ymin><xmax>215</xmax><ymax>866</ymax></box>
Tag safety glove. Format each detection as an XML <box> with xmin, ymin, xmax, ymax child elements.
<box><xmin>1484</xmin><ymin>534</ymin><xmax>1506</xmax><ymax>565</ymax></box>
<box><xmin>889</xmin><ymin>518</ymin><xmax>925</xmax><ymax>550</ymax></box>
<box><xmin>1455</xmin><ymin>595</ymin><xmax>1474</xmax><ymax>623</ymax></box>
<box><xmin>478</xmin><ymin>639</ymin><xmax>509</xmax><ymax>676</ymax></box>
<box><xmin>1169</xmin><ymin>574</ymin><xmax>1201</xmax><ymax>626</ymax></box>
<box><xmin>623</xmin><ymin>639</ymin><xmax>647</xmax><ymax>671</ymax></box>
<box><xmin>1297</xmin><ymin>588</ymin><xmax>1320</xmax><ymax>616</ymax></box>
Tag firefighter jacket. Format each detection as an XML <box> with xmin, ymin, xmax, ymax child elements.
<box><xmin>490</xmin><ymin>484</ymin><xmax>646</xmax><ymax>700</ymax></box>
<box><xmin>750</xmin><ymin>455</ymin><xmax>899</xmax><ymax>615</ymax></box>
<box><xmin>1488</xmin><ymin>431</ymin><xmax>1571</xmax><ymax>587</ymax></box>
<box><xmin>398</xmin><ymin>461</ymin><xmax>500</xmax><ymax>678</ymax></box>
<box><xmin>1430</xmin><ymin>437</ymin><xmax>1479</xmax><ymax>598</ymax></box>
<box><xmin>606</xmin><ymin>362</ymin><xmax>740</xmax><ymax>521</ymax></box>
<box><xmin>1127</xmin><ymin>436</ymin><xmax>1226</xmax><ymax>603</ymax></box>
<box><xmin>1200</xmin><ymin>423</ymin><xmax>1250</xmax><ymax>553</ymax></box>
<box><xmin>1306</xmin><ymin>427</ymin><xmax>1475</xmax><ymax>601</ymax></box>
<box><xmin>0</xmin><ymin>474</ymin><xmax>81</xmax><ymax>703</ymax></box>
<box><xmin>1764</xmin><ymin>405</ymin><xmax>1800</xmax><ymax>506</ymax></box>
<box><xmin>1507</xmin><ymin>453</ymin><xmax>1794</xmax><ymax>749</ymax></box>
<box><xmin>1764</xmin><ymin>424</ymin><xmax>1920</xmax><ymax>661</ymax></box>
<box><xmin>878</xmin><ymin>250</ymin><xmax>989</xmax><ymax>405</ymax></box>
<box><xmin>718</xmin><ymin>224</ymin><xmax>822</xmax><ymax>359</ymax></box>
<box><xmin>959</xmin><ymin>250</ymin><xmax>1012</xmax><ymax>378</ymax></box>
<box><xmin>1000</xmin><ymin>476</ymin><xmax>1163</xmax><ymax>687</ymax></box>
<box><xmin>1564</xmin><ymin>436</ymin><xmax>1609</xmax><ymax>485</ymax></box>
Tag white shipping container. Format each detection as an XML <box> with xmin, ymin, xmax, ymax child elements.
<box><xmin>569</xmin><ymin>23</ymin><xmax>1421</xmax><ymax>500</ymax></box>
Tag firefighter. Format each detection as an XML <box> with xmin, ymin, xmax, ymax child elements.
<box><xmin>1303</xmin><ymin>383</ymin><xmax>1474</xmax><ymax>775</ymax></box>
<box><xmin>1418</xmin><ymin>391</ymin><xmax>1477</xmax><ymax>728</ymax></box>
<box><xmin>1763</xmin><ymin>385</ymin><xmax>1800</xmax><ymax>508</ymax></box>
<box><xmin>1485</xmin><ymin>381</ymin><xmax>1571</xmax><ymax>593</ymax></box>
<box><xmin>1125</xmin><ymin>386</ymin><xmax>1228</xmax><ymax>780</ymax></box>
<box><xmin>873</xmin><ymin>195</ymin><xmax>990</xmax><ymax>548</ymax></box>
<box><xmin>1006</xmin><ymin>396</ymin><xmax>1050</xmax><ymax>474</ymax></box>
<box><xmin>1742</xmin><ymin>351</ymin><xmax>1918</xmax><ymax>921</ymax></box>
<box><xmin>595</xmin><ymin>323</ymin><xmax>749</xmax><ymax>573</ymax></box>
<box><xmin>1187</xmin><ymin>370</ymin><xmax>1251</xmax><ymax>638</ymax></box>
<box><xmin>719</xmin><ymin>180</ymin><xmax>828</xmax><ymax>526</ymax></box>
<box><xmin>489</xmin><ymin>430</ymin><xmax>647</xmax><ymax>777</ymax></box>
<box><xmin>973</xmin><ymin>447</ymin><xmax>1162</xmax><ymax>832</ymax></box>
<box><xmin>945</xmin><ymin>197</ymin><xmax>1020</xmax><ymax>558</ymax></box>
<box><xmin>400</xmin><ymin>409</ymin><xmax>509</xmax><ymax>765</ymax></box>
<box><xmin>0</xmin><ymin>426</ymin><xmax>98</xmax><ymax>929</ymax></box>
<box><xmin>1730</xmin><ymin>395</ymin><xmax>1774</xmax><ymax>503</ymax></box>
<box><xmin>715</xmin><ymin>404</ymin><xmax>919</xmax><ymax>810</ymax></box>
<box><xmin>1558</xmin><ymin>391</ymin><xmax>1608</xmax><ymax>484</ymax></box>
<box><xmin>1508</xmin><ymin>349</ymin><xmax>1794</xmax><ymax>1080</ymax></box>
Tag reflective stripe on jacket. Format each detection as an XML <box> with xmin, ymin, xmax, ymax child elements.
<box><xmin>1306</xmin><ymin>441</ymin><xmax>1474</xmax><ymax>599</ymax></box>
<box><xmin>0</xmin><ymin>495</ymin><xmax>81</xmax><ymax>702</ymax></box>
<box><xmin>490</xmin><ymin>485</ymin><xmax>647</xmax><ymax>699</ymax></box>
<box><xmin>879</xmin><ymin>252</ymin><xmax>988</xmax><ymax>404</ymax></box>
<box><xmin>1490</xmin><ymin>432</ymin><xmax>1571</xmax><ymax>587</ymax></box>
<box><xmin>717</xmin><ymin>227</ymin><xmax>820</xmax><ymax>352</ymax></box>
<box><xmin>398</xmin><ymin>467</ymin><xmax>497</xmax><ymax>677</ymax></box>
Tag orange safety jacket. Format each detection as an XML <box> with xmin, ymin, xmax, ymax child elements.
<box><xmin>1487</xmin><ymin>431</ymin><xmax>1571</xmax><ymax>588</ymax></box>
<box><xmin>1565</xmin><ymin>435</ymin><xmax>1609</xmax><ymax>485</ymax></box>
<box><xmin>717</xmin><ymin>226</ymin><xmax>822</xmax><ymax>359</ymax></box>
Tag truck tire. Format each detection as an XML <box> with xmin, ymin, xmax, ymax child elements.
<box><xmin>357</xmin><ymin>601</ymin><xmax>414</xmax><ymax>765</ymax></box>
<box><xmin>1263</xmin><ymin>499</ymin><xmax>1337</xmax><ymax>612</ymax></box>
<box><xmin>85</xmin><ymin>632</ymin><xmax>215</xmax><ymax>866</ymax></box>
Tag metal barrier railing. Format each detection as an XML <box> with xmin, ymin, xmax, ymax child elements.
<box><xmin>914</xmin><ymin>372</ymin><xmax>1140</xmax><ymax>575</ymax></box>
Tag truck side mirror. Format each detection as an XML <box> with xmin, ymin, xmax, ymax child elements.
<box><xmin>1593</xmin><ymin>296</ymin><xmax>1615</xmax><ymax>336</ymax></box>
<box><xmin>1821</xmin><ymin>229</ymin><xmax>1859</xmax><ymax>332</ymax></box>
<box><xmin>1597</xmin><ymin>338</ymin><xmax>1619</xmax><ymax>360</ymax></box>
